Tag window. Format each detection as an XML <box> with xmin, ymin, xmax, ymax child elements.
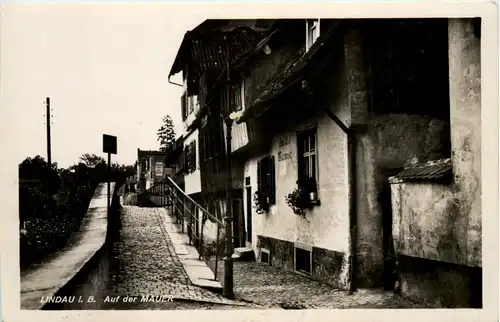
<box><xmin>294</xmin><ymin>244</ymin><xmax>312</xmax><ymax>275</ymax></box>
<box><xmin>297</xmin><ymin>128</ymin><xmax>318</xmax><ymax>192</ymax></box>
<box><xmin>191</xmin><ymin>141</ymin><xmax>197</xmax><ymax>171</ymax></box>
<box><xmin>188</xmin><ymin>95</ymin><xmax>199</xmax><ymax>115</ymax></box>
<box><xmin>227</xmin><ymin>78</ymin><xmax>245</xmax><ymax>113</ymax></box>
<box><xmin>306</xmin><ymin>19</ymin><xmax>320</xmax><ymax>51</ymax></box>
<box><xmin>257</xmin><ymin>156</ymin><xmax>276</xmax><ymax>205</ymax></box>
<box><xmin>188</xmin><ymin>96</ymin><xmax>194</xmax><ymax>115</ymax></box>
<box><xmin>185</xmin><ymin>140</ymin><xmax>197</xmax><ymax>173</ymax></box>
<box><xmin>366</xmin><ymin>20</ymin><xmax>449</xmax><ymax>119</ymax></box>
<box><xmin>201</xmin><ymin>119</ymin><xmax>224</xmax><ymax>161</ymax></box>
<box><xmin>260</xmin><ymin>248</ymin><xmax>271</xmax><ymax>265</ymax></box>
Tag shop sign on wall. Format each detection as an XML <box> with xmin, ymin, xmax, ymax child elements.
<box><xmin>155</xmin><ymin>162</ymin><xmax>163</xmax><ymax>176</ymax></box>
<box><xmin>278</xmin><ymin>135</ymin><xmax>293</xmax><ymax>162</ymax></box>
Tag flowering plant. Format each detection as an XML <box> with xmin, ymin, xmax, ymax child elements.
<box><xmin>285</xmin><ymin>188</ymin><xmax>309</xmax><ymax>216</ymax></box>
<box><xmin>253</xmin><ymin>190</ymin><xmax>270</xmax><ymax>214</ymax></box>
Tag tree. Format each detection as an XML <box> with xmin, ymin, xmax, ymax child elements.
<box><xmin>157</xmin><ymin>114</ymin><xmax>176</xmax><ymax>152</ymax></box>
<box><xmin>79</xmin><ymin>153</ymin><xmax>105</xmax><ymax>168</ymax></box>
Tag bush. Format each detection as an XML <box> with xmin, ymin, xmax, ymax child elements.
<box><xmin>19</xmin><ymin>156</ymin><xmax>132</xmax><ymax>268</ymax></box>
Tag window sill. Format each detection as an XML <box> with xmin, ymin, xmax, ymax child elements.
<box><xmin>310</xmin><ymin>199</ymin><xmax>321</xmax><ymax>206</ymax></box>
<box><xmin>294</xmin><ymin>269</ymin><xmax>312</xmax><ymax>278</ymax></box>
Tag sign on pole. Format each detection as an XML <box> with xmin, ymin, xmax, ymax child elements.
<box><xmin>103</xmin><ymin>134</ymin><xmax>117</xmax><ymax>221</ymax></box>
<box><xmin>103</xmin><ymin>134</ymin><xmax>117</xmax><ymax>154</ymax></box>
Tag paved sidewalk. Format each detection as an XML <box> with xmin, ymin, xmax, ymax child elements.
<box><xmin>106</xmin><ymin>206</ymin><xmax>253</xmax><ymax>309</ymax></box>
<box><xmin>157</xmin><ymin>208</ymin><xmax>223</xmax><ymax>291</ymax></box>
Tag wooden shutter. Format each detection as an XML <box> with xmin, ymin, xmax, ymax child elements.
<box><xmin>184</xmin><ymin>145</ymin><xmax>189</xmax><ymax>173</ymax></box>
<box><xmin>269</xmin><ymin>156</ymin><xmax>276</xmax><ymax>204</ymax></box>
<box><xmin>191</xmin><ymin>141</ymin><xmax>197</xmax><ymax>172</ymax></box>
<box><xmin>181</xmin><ymin>93</ymin><xmax>187</xmax><ymax>121</ymax></box>
<box><xmin>257</xmin><ymin>159</ymin><xmax>262</xmax><ymax>193</ymax></box>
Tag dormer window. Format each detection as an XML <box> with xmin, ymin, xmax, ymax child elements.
<box><xmin>306</xmin><ymin>19</ymin><xmax>320</xmax><ymax>51</ymax></box>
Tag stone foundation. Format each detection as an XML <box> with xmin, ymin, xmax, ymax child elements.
<box><xmin>256</xmin><ymin>235</ymin><xmax>347</xmax><ymax>289</ymax></box>
<box><xmin>397</xmin><ymin>255</ymin><xmax>482</xmax><ymax>308</ymax></box>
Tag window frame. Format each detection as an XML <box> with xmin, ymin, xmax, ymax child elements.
<box><xmin>228</xmin><ymin>77</ymin><xmax>245</xmax><ymax>112</ymax></box>
<box><xmin>260</xmin><ymin>248</ymin><xmax>271</xmax><ymax>265</ymax></box>
<box><xmin>184</xmin><ymin>140</ymin><xmax>197</xmax><ymax>174</ymax></box>
<box><xmin>294</xmin><ymin>243</ymin><xmax>313</xmax><ymax>276</ymax></box>
<box><xmin>306</xmin><ymin>19</ymin><xmax>321</xmax><ymax>51</ymax></box>
<box><xmin>297</xmin><ymin>127</ymin><xmax>319</xmax><ymax>193</ymax></box>
<box><xmin>257</xmin><ymin>155</ymin><xmax>276</xmax><ymax>205</ymax></box>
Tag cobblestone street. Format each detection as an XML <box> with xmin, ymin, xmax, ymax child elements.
<box><xmin>206</xmin><ymin>260</ymin><xmax>431</xmax><ymax>309</ymax></box>
<box><xmin>106</xmin><ymin>205</ymin><xmax>429</xmax><ymax>310</ymax></box>
<box><xmin>104</xmin><ymin>206</ymin><xmax>255</xmax><ymax>309</ymax></box>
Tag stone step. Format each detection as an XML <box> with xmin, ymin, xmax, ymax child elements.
<box><xmin>232</xmin><ymin>247</ymin><xmax>255</xmax><ymax>261</ymax></box>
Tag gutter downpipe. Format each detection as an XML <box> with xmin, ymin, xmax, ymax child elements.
<box><xmin>302</xmin><ymin>81</ymin><xmax>357</xmax><ymax>295</ymax></box>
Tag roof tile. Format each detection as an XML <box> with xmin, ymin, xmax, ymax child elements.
<box><xmin>171</xmin><ymin>27</ymin><xmax>264</xmax><ymax>77</ymax></box>
<box><xmin>389</xmin><ymin>159</ymin><xmax>453</xmax><ymax>183</ymax></box>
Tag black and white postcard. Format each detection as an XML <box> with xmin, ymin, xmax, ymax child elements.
<box><xmin>0</xmin><ymin>1</ymin><xmax>498</xmax><ymax>322</ymax></box>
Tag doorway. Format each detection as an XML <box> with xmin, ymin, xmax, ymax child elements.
<box><xmin>380</xmin><ymin>168</ymin><xmax>402</xmax><ymax>290</ymax></box>
<box><xmin>232</xmin><ymin>197</ymin><xmax>245</xmax><ymax>248</ymax></box>
<box><xmin>245</xmin><ymin>176</ymin><xmax>252</xmax><ymax>244</ymax></box>
<box><xmin>245</xmin><ymin>187</ymin><xmax>252</xmax><ymax>243</ymax></box>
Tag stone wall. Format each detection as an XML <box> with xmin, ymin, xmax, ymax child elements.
<box><xmin>41</xmin><ymin>184</ymin><xmax>121</xmax><ymax>310</ymax></box>
<box><xmin>257</xmin><ymin>235</ymin><xmax>347</xmax><ymax>289</ymax></box>
<box><xmin>355</xmin><ymin>114</ymin><xmax>451</xmax><ymax>287</ymax></box>
<box><xmin>388</xmin><ymin>18</ymin><xmax>482</xmax><ymax>306</ymax></box>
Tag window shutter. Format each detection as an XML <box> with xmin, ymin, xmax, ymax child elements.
<box><xmin>187</xmin><ymin>143</ymin><xmax>191</xmax><ymax>172</ymax></box>
<box><xmin>184</xmin><ymin>145</ymin><xmax>189</xmax><ymax>173</ymax></box>
<box><xmin>269</xmin><ymin>156</ymin><xmax>276</xmax><ymax>204</ymax></box>
<box><xmin>181</xmin><ymin>94</ymin><xmax>187</xmax><ymax>121</ymax></box>
<box><xmin>192</xmin><ymin>141</ymin><xmax>197</xmax><ymax>172</ymax></box>
<box><xmin>257</xmin><ymin>159</ymin><xmax>262</xmax><ymax>192</ymax></box>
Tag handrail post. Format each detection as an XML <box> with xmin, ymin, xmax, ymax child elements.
<box><xmin>214</xmin><ymin>222</ymin><xmax>220</xmax><ymax>281</ymax></box>
<box><xmin>181</xmin><ymin>194</ymin><xmax>185</xmax><ymax>233</ymax></box>
<box><xmin>199</xmin><ymin>216</ymin><xmax>204</xmax><ymax>260</ymax></box>
<box><xmin>190</xmin><ymin>203</ymin><xmax>194</xmax><ymax>245</ymax></box>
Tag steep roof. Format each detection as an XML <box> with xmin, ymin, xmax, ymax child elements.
<box><xmin>169</xmin><ymin>26</ymin><xmax>264</xmax><ymax>78</ymax></box>
<box><xmin>237</xmin><ymin>21</ymin><xmax>342</xmax><ymax>123</ymax></box>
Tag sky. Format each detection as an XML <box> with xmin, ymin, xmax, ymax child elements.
<box><xmin>1</xmin><ymin>4</ymin><xmax>203</xmax><ymax>168</ymax></box>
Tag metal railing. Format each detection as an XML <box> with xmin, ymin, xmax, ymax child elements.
<box><xmin>141</xmin><ymin>176</ymin><xmax>224</xmax><ymax>280</ymax></box>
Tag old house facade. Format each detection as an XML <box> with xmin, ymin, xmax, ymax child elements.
<box><xmin>136</xmin><ymin>149</ymin><xmax>172</xmax><ymax>193</ymax></box>
<box><xmin>169</xmin><ymin>18</ymin><xmax>481</xmax><ymax>307</ymax></box>
<box><xmin>169</xmin><ymin>20</ymin><xmax>272</xmax><ymax>246</ymax></box>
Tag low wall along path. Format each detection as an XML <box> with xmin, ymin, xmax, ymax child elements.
<box><xmin>20</xmin><ymin>182</ymin><xmax>116</xmax><ymax>310</ymax></box>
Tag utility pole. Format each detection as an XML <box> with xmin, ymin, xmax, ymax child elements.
<box><xmin>107</xmin><ymin>152</ymin><xmax>111</xmax><ymax>212</ymax></box>
<box><xmin>223</xmin><ymin>57</ymin><xmax>234</xmax><ymax>299</ymax></box>
<box><xmin>46</xmin><ymin>97</ymin><xmax>52</xmax><ymax>167</ymax></box>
